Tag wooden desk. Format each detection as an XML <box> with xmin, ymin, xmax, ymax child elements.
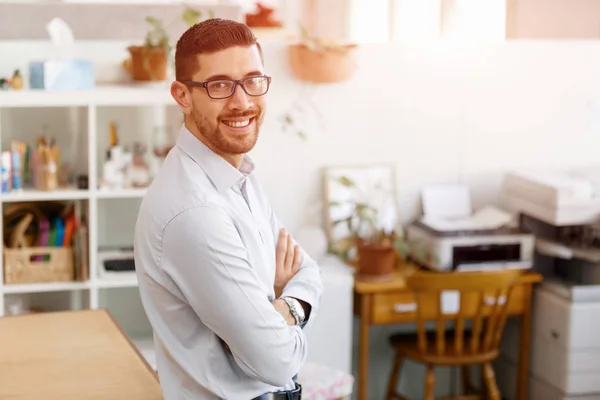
<box><xmin>353</xmin><ymin>268</ymin><xmax>543</xmax><ymax>400</ymax></box>
<box><xmin>0</xmin><ymin>309</ymin><xmax>162</xmax><ymax>400</ymax></box>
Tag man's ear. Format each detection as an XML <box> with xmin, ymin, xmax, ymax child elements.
<box><xmin>171</xmin><ymin>81</ymin><xmax>193</xmax><ymax>115</ymax></box>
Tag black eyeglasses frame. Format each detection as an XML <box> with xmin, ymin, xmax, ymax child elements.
<box><xmin>181</xmin><ymin>75</ymin><xmax>272</xmax><ymax>99</ymax></box>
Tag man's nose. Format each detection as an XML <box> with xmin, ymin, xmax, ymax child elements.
<box><xmin>227</xmin><ymin>83</ymin><xmax>251</xmax><ymax>110</ymax></box>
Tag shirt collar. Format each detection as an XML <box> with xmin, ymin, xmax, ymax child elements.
<box><xmin>175</xmin><ymin>124</ymin><xmax>255</xmax><ymax>193</ymax></box>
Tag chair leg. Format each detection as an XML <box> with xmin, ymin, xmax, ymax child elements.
<box><xmin>480</xmin><ymin>365</ymin><xmax>487</xmax><ymax>400</ymax></box>
<box><xmin>482</xmin><ymin>362</ymin><xmax>501</xmax><ymax>400</ymax></box>
<box><xmin>424</xmin><ymin>365</ymin><xmax>435</xmax><ymax>400</ymax></box>
<box><xmin>385</xmin><ymin>353</ymin><xmax>404</xmax><ymax>400</ymax></box>
<box><xmin>461</xmin><ymin>365</ymin><xmax>473</xmax><ymax>394</ymax></box>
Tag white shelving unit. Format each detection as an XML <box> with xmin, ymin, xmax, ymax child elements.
<box><xmin>0</xmin><ymin>84</ymin><xmax>176</xmax><ymax>342</ymax></box>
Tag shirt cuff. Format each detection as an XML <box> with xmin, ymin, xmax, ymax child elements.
<box><xmin>281</xmin><ymin>284</ymin><xmax>318</xmax><ymax>328</ymax></box>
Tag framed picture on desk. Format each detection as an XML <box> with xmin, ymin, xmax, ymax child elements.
<box><xmin>322</xmin><ymin>164</ymin><xmax>399</xmax><ymax>261</ymax></box>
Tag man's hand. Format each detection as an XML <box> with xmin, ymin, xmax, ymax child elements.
<box><xmin>272</xmin><ymin>299</ymin><xmax>296</xmax><ymax>326</ymax></box>
<box><xmin>274</xmin><ymin>228</ymin><xmax>301</xmax><ymax>298</ymax></box>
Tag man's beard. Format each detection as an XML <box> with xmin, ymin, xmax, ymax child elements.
<box><xmin>192</xmin><ymin>107</ymin><xmax>262</xmax><ymax>156</ymax></box>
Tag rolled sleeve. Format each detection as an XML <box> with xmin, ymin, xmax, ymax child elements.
<box><xmin>270</xmin><ymin>216</ymin><xmax>324</xmax><ymax>328</ymax></box>
<box><xmin>160</xmin><ymin>205</ymin><xmax>307</xmax><ymax>387</ymax></box>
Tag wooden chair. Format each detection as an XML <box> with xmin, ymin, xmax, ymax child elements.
<box><xmin>385</xmin><ymin>269</ymin><xmax>523</xmax><ymax>400</ymax></box>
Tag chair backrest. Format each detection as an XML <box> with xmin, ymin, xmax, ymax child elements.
<box><xmin>405</xmin><ymin>269</ymin><xmax>522</xmax><ymax>358</ymax></box>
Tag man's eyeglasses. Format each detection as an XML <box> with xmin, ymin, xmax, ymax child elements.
<box><xmin>182</xmin><ymin>75</ymin><xmax>272</xmax><ymax>99</ymax></box>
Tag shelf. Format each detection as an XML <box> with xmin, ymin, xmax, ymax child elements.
<box><xmin>3</xmin><ymin>281</ymin><xmax>91</xmax><ymax>294</ymax></box>
<box><xmin>96</xmin><ymin>188</ymin><xmax>147</xmax><ymax>199</ymax></box>
<box><xmin>1</xmin><ymin>188</ymin><xmax>90</xmax><ymax>202</ymax></box>
<box><xmin>0</xmin><ymin>188</ymin><xmax>149</xmax><ymax>202</ymax></box>
<box><xmin>1</xmin><ymin>276</ymin><xmax>139</xmax><ymax>293</ymax></box>
<box><xmin>0</xmin><ymin>84</ymin><xmax>175</xmax><ymax>108</ymax></box>
<box><xmin>96</xmin><ymin>273</ymin><xmax>138</xmax><ymax>289</ymax></box>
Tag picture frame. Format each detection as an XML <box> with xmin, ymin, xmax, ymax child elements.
<box><xmin>322</xmin><ymin>164</ymin><xmax>400</xmax><ymax>261</ymax></box>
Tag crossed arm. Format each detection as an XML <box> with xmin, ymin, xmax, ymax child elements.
<box><xmin>160</xmin><ymin>205</ymin><xmax>322</xmax><ymax>387</ymax></box>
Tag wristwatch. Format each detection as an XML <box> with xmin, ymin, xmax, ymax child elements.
<box><xmin>281</xmin><ymin>296</ymin><xmax>305</xmax><ymax>326</ymax></box>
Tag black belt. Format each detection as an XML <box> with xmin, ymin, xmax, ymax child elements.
<box><xmin>252</xmin><ymin>383</ymin><xmax>302</xmax><ymax>400</ymax></box>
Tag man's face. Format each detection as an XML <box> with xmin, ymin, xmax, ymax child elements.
<box><xmin>186</xmin><ymin>45</ymin><xmax>266</xmax><ymax>156</ymax></box>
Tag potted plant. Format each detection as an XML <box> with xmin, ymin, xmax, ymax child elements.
<box><xmin>329</xmin><ymin>175</ymin><xmax>409</xmax><ymax>280</ymax></box>
<box><xmin>126</xmin><ymin>7</ymin><xmax>208</xmax><ymax>82</ymax></box>
<box><xmin>288</xmin><ymin>25</ymin><xmax>358</xmax><ymax>84</ymax></box>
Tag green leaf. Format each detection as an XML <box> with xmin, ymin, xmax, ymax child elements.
<box><xmin>336</xmin><ymin>176</ymin><xmax>355</xmax><ymax>187</ymax></box>
<box><xmin>182</xmin><ymin>7</ymin><xmax>202</xmax><ymax>27</ymax></box>
<box><xmin>299</xmin><ymin>23</ymin><xmax>310</xmax><ymax>41</ymax></box>
<box><xmin>332</xmin><ymin>216</ymin><xmax>351</xmax><ymax>226</ymax></box>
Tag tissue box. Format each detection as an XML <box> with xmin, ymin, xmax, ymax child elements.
<box><xmin>29</xmin><ymin>60</ymin><xmax>94</xmax><ymax>91</ymax></box>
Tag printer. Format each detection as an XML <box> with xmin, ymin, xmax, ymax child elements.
<box><xmin>500</xmin><ymin>168</ymin><xmax>600</xmax><ymax>279</ymax></box>
<box><xmin>500</xmin><ymin>166</ymin><xmax>600</xmax><ymax>227</ymax></box>
<box><xmin>406</xmin><ymin>185</ymin><xmax>535</xmax><ymax>272</ymax></box>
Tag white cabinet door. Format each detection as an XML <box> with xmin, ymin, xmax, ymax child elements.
<box><xmin>304</xmin><ymin>256</ymin><xmax>355</xmax><ymax>374</ymax></box>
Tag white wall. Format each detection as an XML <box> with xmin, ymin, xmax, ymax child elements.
<box><xmin>3</xmin><ymin>37</ymin><xmax>600</xmax><ymax>398</ymax></box>
<box><xmin>252</xmin><ymin>41</ymin><xmax>600</xmax><ymax>233</ymax></box>
<box><xmin>509</xmin><ymin>0</ymin><xmax>600</xmax><ymax>38</ymax></box>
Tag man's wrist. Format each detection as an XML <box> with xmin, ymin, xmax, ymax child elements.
<box><xmin>271</xmin><ymin>299</ymin><xmax>295</xmax><ymax>326</ymax></box>
<box><xmin>281</xmin><ymin>296</ymin><xmax>305</xmax><ymax>326</ymax></box>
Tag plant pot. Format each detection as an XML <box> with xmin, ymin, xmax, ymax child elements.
<box><xmin>127</xmin><ymin>46</ymin><xmax>168</xmax><ymax>82</ymax></box>
<box><xmin>356</xmin><ymin>241</ymin><xmax>396</xmax><ymax>281</ymax></box>
<box><xmin>288</xmin><ymin>43</ymin><xmax>358</xmax><ymax>84</ymax></box>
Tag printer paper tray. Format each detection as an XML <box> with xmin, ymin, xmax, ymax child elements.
<box><xmin>536</xmin><ymin>238</ymin><xmax>600</xmax><ymax>263</ymax></box>
<box><xmin>455</xmin><ymin>261</ymin><xmax>532</xmax><ymax>272</ymax></box>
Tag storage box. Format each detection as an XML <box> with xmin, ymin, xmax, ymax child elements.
<box><xmin>495</xmin><ymin>355</ymin><xmax>600</xmax><ymax>400</ymax></box>
<box><xmin>29</xmin><ymin>60</ymin><xmax>94</xmax><ymax>91</ymax></box>
<box><xmin>530</xmin><ymin>284</ymin><xmax>600</xmax><ymax>395</ymax></box>
<box><xmin>4</xmin><ymin>246</ymin><xmax>74</xmax><ymax>284</ymax></box>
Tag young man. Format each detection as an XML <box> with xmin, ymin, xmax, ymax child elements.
<box><xmin>133</xmin><ymin>18</ymin><xmax>323</xmax><ymax>400</ymax></box>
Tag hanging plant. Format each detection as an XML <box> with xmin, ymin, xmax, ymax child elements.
<box><xmin>288</xmin><ymin>25</ymin><xmax>358</xmax><ymax>84</ymax></box>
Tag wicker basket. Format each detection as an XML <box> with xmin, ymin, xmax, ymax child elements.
<box><xmin>4</xmin><ymin>246</ymin><xmax>74</xmax><ymax>284</ymax></box>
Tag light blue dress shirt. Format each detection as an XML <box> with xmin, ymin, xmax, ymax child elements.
<box><xmin>134</xmin><ymin>124</ymin><xmax>323</xmax><ymax>400</ymax></box>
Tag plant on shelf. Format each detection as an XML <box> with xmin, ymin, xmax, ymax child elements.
<box><xmin>328</xmin><ymin>175</ymin><xmax>408</xmax><ymax>280</ymax></box>
<box><xmin>125</xmin><ymin>7</ymin><xmax>212</xmax><ymax>82</ymax></box>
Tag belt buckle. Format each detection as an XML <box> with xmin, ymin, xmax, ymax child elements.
<box><xmin>259</xmin><ymin>383</ymin><xmax>302</xmax><ymax>400</ymax></box>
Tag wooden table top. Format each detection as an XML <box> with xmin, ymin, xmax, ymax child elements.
<box><xmin>354</xmin><ymin>264</ymin><xmax>543</xmax><ymax>294</ymax></box>
<box><xmin>0</xmin><ymin>309</ymin><xmax>162</xmax><ymax>400</ymax></box>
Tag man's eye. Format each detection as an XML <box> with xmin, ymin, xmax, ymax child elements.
<box><xmin>210</xmin><ymin>81</ymin><xmax>229</xmax><ymax>90</ymax></box>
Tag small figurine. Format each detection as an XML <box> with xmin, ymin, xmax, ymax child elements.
<box><xmin>11</xmin><ymin>70</ymin><xmax>23</xmax><ymax>90</ymax></box>
<box><xmin>126</xmin><ymin>142</ymin><xmax>151</xmax><ymax>188</ymax></box>
<box><xmin>245</xmin><ymin>2</ymin><xmax>283</xmax><ymax>27</ymax></box>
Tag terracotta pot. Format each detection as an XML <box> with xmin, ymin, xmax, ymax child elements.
<box><xmin>127</xmin><ymin>46</ymin><xmax>168</xmax><ymax>81</ymax></box>
<box><xmin>288</xmin><ymin>43</ymin><xmax>358</xmax><ymax>84</ymax></box>
<box><xmin>356</xmin><ymin>241</ymin><xmax>396</xmax><ymax>281</ymax></box>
